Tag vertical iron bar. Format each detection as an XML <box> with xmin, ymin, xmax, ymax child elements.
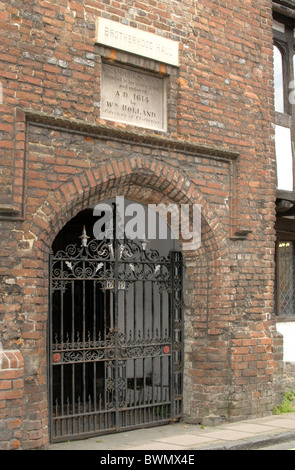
<box><xmin>142</xmin><ymin>276</ymin><xmax>145</xmax><ymax>419</ymax></box>
<box><xmin>83</xmin><ymin>277</ymin><xmax>86</xmax><ymax>343</ymax></box>
<box><xmin>61</xmin><ymin>263</ymin><xmax>64</xmax><ymax>344</ymax></box>
<box><xmin>60</xmin><ymin>277</ymin><xmax>64</xmax><ymax>435</ymax></box>
<box><xmin>143</xmin><ymin>355</ymin><xmax>146</xmax><ymax>417</ymax></box>
<box><xmin>151</xmin><ymin>281</ymin><xmax>154</xmax><ymax>339</ymax></box>
<box><xmin>104</xmin><ymin>361</ymin><xmax>107</xmax><ymax>429</ymax></box>
<box><xmin>124</xmin><ymin>280</ymin><xmax>127</xmax><ymax>337</ymax></box>
<box><xmin>48</xmin><ymin>253</ymin><xmax>53</xmax><ymax>441</ymax></box>
<box><xmin>180</xmin><ymin>252</ymin><xmax>184</xmax><ymax>416</ymax></box>
<box><xmin>93</xmin><ymin>281</ymin><xmax>96</xmax><ymax>343</ymax></box>
<box><xmin>83</xmin><ymin>362</ymin><xmax>86</xmax><ymax>433</ymax></box>
<box><xmin>160</xmin><ymin>287</ymin><xmax>163</xmax><ymax>339</ymax></box>
<box><xmin>151</xmin><ymin>355</ymin><xmax>155</xmax><ymax>422</ymax></box>
<box><xmin>72</xmin><ymin>362</ymin><xmax>75</xmax><ymax>436</ymax></box>
<box><xmin>71</xmin><ymin>281</ymin><xmax>75</xmax><ymax>437</ymax></box>
<box><xmin>170</xmin><ymin>252</ymin><xmax>175</xmax><ymax>420</ymax></box>
<box><xmin>133</xmin><ymin>281</ymin><xmax>136</xmax><ymax>339</ymax></box>
<box><xmin>132</xmin><ymin>281</ymin><xmax>136</xmax><ymax>426</ymax></box>
<box><xmin>93</xmin><ymin>282</ymin><xmax>97</xmax><ymax>423</ymax></box>
<box><xmin>82</xmin><ymin>275</ymin><xmax>86</xmax><ymax>434</ymax></box>
<box><xmin>66</xmin><ymin>396</ymin><xmax>69</xmax><ymax>435</ymax></box>
<box><xmin>110</xmin><ymin>291</ymin><xmax>114</xmax><ymax>331</ymax></box>
<box><xmin>71</xmin><ymin>281</ymin><xmax>74</xmax><ymax>343</ymax></box>
<box><xmin>103</xmin><ymin>261</ymin><xmax>107</xmax><ymax>336</ymax></box>
<box><xmin>114</xmin><ymin>206</ymin><xmax>119</xmax><ymax>429</ymax></box>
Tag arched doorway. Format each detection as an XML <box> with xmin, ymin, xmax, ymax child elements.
<box><xmin>48</xmin><ymin>199</ymin><xmax>184</xmax><ymax>442</ymax></box>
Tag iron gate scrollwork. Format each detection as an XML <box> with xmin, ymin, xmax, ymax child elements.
<box><xmin>49</xmin><ymin>225</ymin><xmax>183</xmax><ymax>442</ymax></box>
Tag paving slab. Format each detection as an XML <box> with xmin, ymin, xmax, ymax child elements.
<box><xmin>257</xmin><ymin>418</ymin><xmax>295</xmax><ymax>429</ymax></box>
<box><xmin>196</xmin><ymin>429</ymin><xmax>256</xmax><ymax>442</ymax></box>
<box><xmin>221</xmin><ymin>423</ymin><xmax>275</xmax><ymax>434</ymax></box>
<box><xmin>133</xmin><ymin>442</ymin><xmax>186</xmax><ymax>450</ymax></box>
<box><xmin>154</xmin><ymin>434</ymin><xmax>217</xmax><ymax>447</ymax></box>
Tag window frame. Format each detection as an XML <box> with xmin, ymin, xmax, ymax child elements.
<box><xmin>273</xmin><ymin>13</ymin><xmax>295</xmax><ymax>195</ymax></box>
<box><xmin>275</xmin><ymin>237</ymin><xmax>295</xmax><ymax>319</ymax></box>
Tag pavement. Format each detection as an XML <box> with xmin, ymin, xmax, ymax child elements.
<box><xmin>48</xmin><ymin>411</ymin><xmax>295</xmax><ymax>451</ymax></box>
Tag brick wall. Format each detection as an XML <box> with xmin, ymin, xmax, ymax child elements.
<box><xmin>0</xmin><ymin>350</ymin><xmax>24</xmax><ymax>450</ymax></box>
<box><xmin>0</xmin><ymin>0</ymin><xmax>283</xmax><ymax>448</ymax></box>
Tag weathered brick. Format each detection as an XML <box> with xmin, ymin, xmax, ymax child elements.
<box><xmin>0</xmin><ymin>0</ymin><xmax>284</xmax><ymax>450</ymax></box>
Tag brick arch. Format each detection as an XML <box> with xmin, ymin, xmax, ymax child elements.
<box><xmin>31</xmin><ymin>156</ymin><xmax>222</xmax><ymax>260</ymax></box>
<box><xmin>25</xmin><ymin>156</ymin><xmax>226</xmax><ymax>442</ymax></box>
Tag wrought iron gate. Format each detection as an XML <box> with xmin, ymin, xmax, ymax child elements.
<box><xmin>49</xmin><ymin>226</ymin><xmax>183</xmax><ymax>442</ymax></box>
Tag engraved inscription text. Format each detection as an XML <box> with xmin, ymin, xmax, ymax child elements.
<box><xmin>101</xmin><ymin>64</ymin><xmax>167</xmax><ymax>132</ymax></box>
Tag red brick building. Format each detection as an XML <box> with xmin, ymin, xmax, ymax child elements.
<box><xmin>0</xmin><ymin>0</ymin><xmax>290</xmax><ymax>450</ymax></box>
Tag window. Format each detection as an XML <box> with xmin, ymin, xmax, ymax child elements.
<box><xmin>275</xmin><ymin>125</ymin><xmax>293</xmax><ymax>191</ymax></box>
<box><xmin>273</xmin><ymin>16</ymin><xmax>295</xmax><ymax>192</ymax></box>
<box><xmin>276</xmin><ymin>241</ymin><xmax>295</xmax><ymax>316</ymax></box>
<box><xmin>274</xmin><ymin>44</ymin><xmax>284</xmax><ymax>113</ymax></box>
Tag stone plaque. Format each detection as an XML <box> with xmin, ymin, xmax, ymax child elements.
<box><xmin>101</xmin><ymin>63</ymin><xmax>167</xmax><ymax>132</ymax></box>
<box><xmin>96</xmin><ymin>18</ymin><xmax>179</xmax><ymax>67</ymax></box>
